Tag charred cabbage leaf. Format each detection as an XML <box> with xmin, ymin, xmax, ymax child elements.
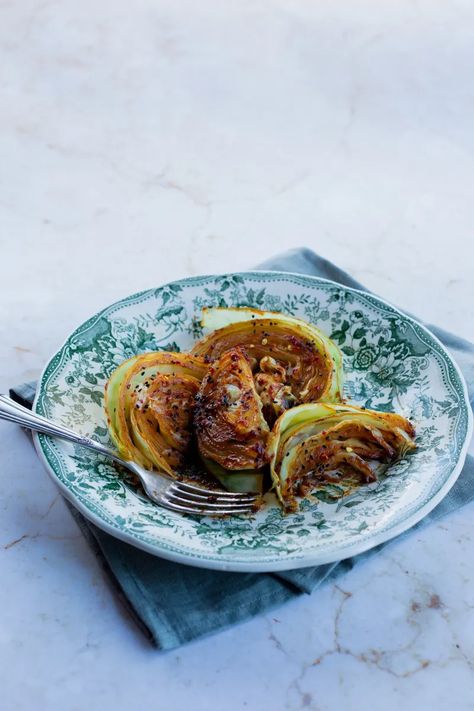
<box><xmin>191</xmin><ymin>307</ymin><xmax>343</xmax><ymax>423</ymax></box>
<box><xmin>194</xmin><ymin>347</ymin><xmax>269</xmax><ymax>473</ymax></box>
<box><xmin>104</xmin><ymin>352</ymin><xmax>207</xmax><ymax>475</ymax></box>
<box><xmin>268</xmin><ymin>402</ymin><xmax>416</xmax><ymax>510</ymax></box>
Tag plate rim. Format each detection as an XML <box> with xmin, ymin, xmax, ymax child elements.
<box><xmin>32</xmin><ymin>270</ymin><xmax>473</xmax><ymax>572</ymax></box>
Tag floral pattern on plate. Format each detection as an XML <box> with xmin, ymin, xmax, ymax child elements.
<box><xmin>33</xmin><ymin>272</ymin><xmax>472</xmax><ymax>571</ymax></box>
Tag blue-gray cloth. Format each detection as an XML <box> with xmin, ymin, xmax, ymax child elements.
<box><xmin>11</xmin><ymin>248</ymin><xmax>474</xmax><ymax>650</ymax></box>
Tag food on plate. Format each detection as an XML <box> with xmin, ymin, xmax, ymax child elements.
<box><xmin>268</xmin><ymin>403</ymin><xmax>416</xmax><ymax>511</ymax></box>
<box><xmin>191</xmin><ymin>307</ymin><xmax>344</xmax><ymax>423</ymax></box>
<box><xmin>104</xmin><ymin>351</ymin><xmax>206</xmax><ymax>475</ymax></box>
<box><xmin>194</xmin><ymin>347</ymin><xmax>269</xmax><ymax>493</ymax></box>
<box><xmin>104</xmin><ymin>307</ymin><xmax>416</xmax><ymax>512</ymax></box>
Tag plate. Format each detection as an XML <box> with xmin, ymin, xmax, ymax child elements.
<box><xmin>33</xmin><ymin>272</ymin><xmax>472</xmax><ymax>572</ymax></box>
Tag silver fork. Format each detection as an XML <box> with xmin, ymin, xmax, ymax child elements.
<box><xmin>0</xmin><ymin>394</ymin><xmax>257</xmax><ymax>516</ymax></box>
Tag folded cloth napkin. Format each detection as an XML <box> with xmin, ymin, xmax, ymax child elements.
<box><xmin>11</xmin><ymin>248</ymin><xmax>474</xmax><ymax>650</ymax></box>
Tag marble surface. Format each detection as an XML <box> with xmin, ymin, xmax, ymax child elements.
<box><xmin>1</xmin><ymin>0</ymin><xmax>474</xmax><ymax>709</ymax></box>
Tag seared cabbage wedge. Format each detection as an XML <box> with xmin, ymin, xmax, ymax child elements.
<box><xmin>104</xmin><ymin>310</ymin><xmax>414</xmax><ymax>508</ymax></box>
<box><xmin>191</xmin><ymin>307</ymin><xmax>344</xmax><ymax>424</ymax></box>
<box><xmin>105</xmin><ymin>352</ymin><xmax>206</xmax><ymax>476</ymax></box>
<box><xmin>194</xmin><ymin>347</ymin><xmax>269</xmax><ymax>493</ymax></box>
<box><xmin>268</xmin><ymin>403</ymin><xmax>416</xmax><ymax>511</ymax></box>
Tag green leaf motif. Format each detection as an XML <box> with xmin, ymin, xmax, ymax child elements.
<box><xmin>330</xmin><ymin>330</ymin><xmax>346</xmax><ymax>345</ymax></box>
<box><xmin>341</xmin><ymin>346</ymin><xmax>355</xmax><ymax>356</ymax></box>
<box><xmin>91</xmin><ymin>390</ymin><xmax>103</xmax><ymax>406</ymax></box>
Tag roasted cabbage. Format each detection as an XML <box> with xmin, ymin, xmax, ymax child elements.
<box><xmin>104</xmin><ymin>308</ymin><xmax>415</xmax><ymax>511</ymax></box>
<box><xmin>194</xmin><ymin>347</ymin><xmax>269</xmax><ymax>474</ymax></box>
<box><xmin>191</xmin><ymin>307</ymin><xmax>344</xmax><ymax>423</ymax></box>
<box><xmin>268</xmin><ymin>403</ymin><xmax>416</xmax><ymax>510</ymax></box>
<box><xmin>104</xmin><ymin>352</ymin><xmax>206</xmax><ymax>475</ymax></box>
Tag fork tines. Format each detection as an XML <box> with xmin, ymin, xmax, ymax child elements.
<box><xmin>164</xmin><ymin>481</ymin><xmax>258</xmax><ymax>516</ymax></box>
<box><xmin>174</xmin><ymin>480</ymin><xmax>258</xmax><ymax>501</ymax></box>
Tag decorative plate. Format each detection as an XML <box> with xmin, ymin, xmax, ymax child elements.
<box><xmin>33</xmin><ymin>272</ymin><xmax>472</xmax><ymax>572</ymax></box>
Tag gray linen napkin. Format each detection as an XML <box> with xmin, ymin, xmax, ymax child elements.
<box><xmin>11</xmin><ymin>248</ymin><xmax>474</xmax><ymax>649</ymax></box>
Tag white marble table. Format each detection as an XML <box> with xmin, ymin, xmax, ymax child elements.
<box><xmin>1</xmin><ymin>1</ymin><xmax>474</xmax><ymax>709</ymax></box>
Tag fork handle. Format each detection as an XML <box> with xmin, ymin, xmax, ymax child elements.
<box><xmin>0</xmin><ymin>394</ymin><xmax>123</xmax><ymax>464</ymax></box>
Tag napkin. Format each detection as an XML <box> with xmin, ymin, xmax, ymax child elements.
<box><xmin>11</xmin><ymin>248</ymin><xmax>474</xmax><ymax>650</ymax></box>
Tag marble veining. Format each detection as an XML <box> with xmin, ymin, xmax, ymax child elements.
<box><xmin>1</xmin><ymin>0</ymin><xmax>474</xmax><ymax>709</ymax></box>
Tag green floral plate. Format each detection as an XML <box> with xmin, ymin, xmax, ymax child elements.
<box><xmin>33</xmin><ymin>272</ymin><xmax>472</xmax><ymax>572</ymax></box>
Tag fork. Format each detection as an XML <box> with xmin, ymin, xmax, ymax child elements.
<box><xmin>0</xmin><ymin>394</ymin><xmax>257</xmax><ymax>516</ymax></box>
